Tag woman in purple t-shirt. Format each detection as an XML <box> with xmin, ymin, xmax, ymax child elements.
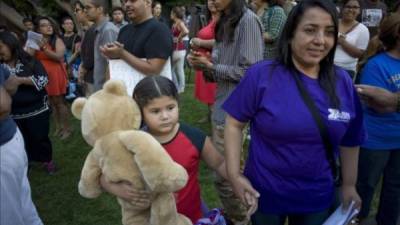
<box><xmin>223</xmin><ymin>0</ymin><xmax>366</xmax><ymax>224</ymax></box>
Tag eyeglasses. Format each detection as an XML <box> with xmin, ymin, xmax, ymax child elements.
<box><xmin>344</xmin><ymin>6</ymin><xmax>360</xmax><ymax>10</ymax></box>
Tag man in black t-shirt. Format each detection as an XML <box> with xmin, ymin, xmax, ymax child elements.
<box><xmin>100</xmin><ymin>0</ymin><xmax>173</xmax><ymax>77</ymax></box>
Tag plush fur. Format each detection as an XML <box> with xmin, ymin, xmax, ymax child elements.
<box><xmin>71</xmin><ymin>80</ymin><xmax>192</xmax><ymax>225</ymax></box>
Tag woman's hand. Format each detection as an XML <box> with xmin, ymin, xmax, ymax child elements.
<box><xmin>100</xmin><ymin>41</ymin><xmax>125</xmax><ymax>59</ymax></box>
<box><xmin>38</xmin><ymin>37</ymin><xmax>48</xmax><ymax>49</ymax></box>
<box><xmin>338</xmin><ymin>33</ymin><xmax>347</xmax><ymax>45</ymax></box>
<box><xmin>190</xmin><ymin>38</ymin><xmax>202</xmax><ymax>50</ymax></box>
<box><xmin>100</xmin><ymin>176</ymin><xmax>152</xmax><ymax>210</ymax></box>
<box><xmin>229</xmin><ymin>174</ymin><xmax>260</xmax><ymax>218</ymax></box>
<box><xmin>187</xmin><ymin>50</ymin><xmax>212</xmax><ymax>70</ymax></box>
<box><xmin>341</xmin><ymin>184</ymin><xmax>361</xmax><ymax>211</ymax></box>
<box><xmin>4</xmin><ymin>75</ymin><xmax>22</xmax><ymax>96</ymax></box>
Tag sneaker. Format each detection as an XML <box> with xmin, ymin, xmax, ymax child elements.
<box><xmin>43</xmin><ymin>161</ymin><xmax>56</xmax><ymax>175</ymax></box>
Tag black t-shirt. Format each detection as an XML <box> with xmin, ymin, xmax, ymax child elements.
<box><xmin>62</xmin><ymin>34</ymin><xmax>81</xmax><ymax>51</ymax></box>
<box><xmin>4</xmin><ymin>60</ymin><xmax>49</xmax><ymax>118</ymax></box>
<box><xmin>117</xmin><ymin>18</ymin><xmax>173</xmax><ymax>60</ymax></box>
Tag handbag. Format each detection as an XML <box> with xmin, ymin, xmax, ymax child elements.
<box><xmin>292</xmin><ymin>71</ymin><xmax>342</xmax><ymax>186</ymax></box>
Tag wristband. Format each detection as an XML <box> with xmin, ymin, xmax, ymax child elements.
<box><xmin>396</xmin><ymin>94</ymin><xmax>400</xmax><ymax>113</ymax></box>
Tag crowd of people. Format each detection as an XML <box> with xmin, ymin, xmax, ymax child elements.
<box><xmin>0</xmin><ymin>0</ymin><xmax>399</xmax><ymax>225</ymax></box>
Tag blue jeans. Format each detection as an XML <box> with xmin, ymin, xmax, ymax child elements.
<box><xmin>251</xmin><ymin>209</ymin><xmax>331</xmax><ymax>225</ymax></box>
<box><xmin>357</xmin><ymin>148</ymin><xmax>400</xmax><ymax>225</ymax></box>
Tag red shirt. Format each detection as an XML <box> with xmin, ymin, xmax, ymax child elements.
<box><xmin>162</xmin><ymin>123</ymin><xmax>206</xmax><ymax>223</ymax></box>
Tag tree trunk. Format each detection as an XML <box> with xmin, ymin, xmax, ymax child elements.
<box><xmin>111</xmin><ymin>0</ymin><xmax>122</xmax><ymax>8</ymax></box>
<box><xmin>0</xmin><ymin>2</ymin><xmax>25</xmax><ymax>31</ymax></box>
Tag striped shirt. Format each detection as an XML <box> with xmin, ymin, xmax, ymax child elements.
<box><xmin>211</xmin><ymin>8</ymin><xmax>264</xmax><ymax>125</ymax></box>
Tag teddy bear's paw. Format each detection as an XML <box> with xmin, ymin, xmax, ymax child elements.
<box><xmin>78</xmin><ymin>180</ymin><xmax>102</xmax><ymax>198</ymax></box>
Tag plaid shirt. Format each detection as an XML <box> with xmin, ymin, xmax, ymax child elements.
<box><xmin>260</xmin><ymin>5</ymin><xmax>287</xmax><ymax>59</ymax></box>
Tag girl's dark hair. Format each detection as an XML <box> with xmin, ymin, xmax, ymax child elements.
<box><xmin>215</xmin><ymin>0</ymin><xmax>246</xmax><ymax>43</ymax></box>
<box><xmin>0</xmin><ymin>31</ymin><xmax>35</xmax><ymax>70</ymax></box>
<box><xmin>277</xmin><ymin>0</ymin><xmax>340</xmax><ymax>108</ymax></box>
<box><xmin>34</xmin><ymin>16</ymin><xmax>58</xmax><ymax>49</ymax></box>
<box><xmin>172</xmin><ymin>6</ymin><xmax>185</xmax><ymax>20</ymax></box>
<box><xmin>133</xmin><ymin>76</ymin><xmax>179</xmax><ymax>109</ymax></box>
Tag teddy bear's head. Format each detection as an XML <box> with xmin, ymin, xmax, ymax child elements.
<box><xmin>71</xmin><ymin>80</ymin><xmax>142</xmax><ymax>146</ymax></box>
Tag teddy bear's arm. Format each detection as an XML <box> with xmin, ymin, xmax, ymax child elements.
<box><xmin>118</xmin><ymin>130</ymin><xmax>188</xmax><ymax>193</ymax></box>
<box><xmin>78</xmin><ymin>147</ymin><xmax>103</xmax><ymax>199</ymax></box>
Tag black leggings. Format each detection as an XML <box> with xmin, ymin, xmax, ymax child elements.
<box><xmin>15</xmin><ymin>111</ymin><xmax>53</xmax><ymax>163</ymax></box>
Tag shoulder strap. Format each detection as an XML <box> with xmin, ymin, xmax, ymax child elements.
<box><xmin>345</xmin><ymin>22</ymin><xmax>359</xmax><ymax>34</ymax></box>
<box><xmin>292</xmin><ymin>72</ymin><xmax>338</xmax><ymax>182</ymax></box>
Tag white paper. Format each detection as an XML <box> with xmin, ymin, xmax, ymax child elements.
<box><xmin>323</xmin><ymin>201</ymin><xmax>359</xmax><ymax>225</ymax></box>
<box><xmin>109</xmin><ymin>58</ymin><xmax>172</xmax><ymax>96</ymax></box>
<box><xmin>25</xmin><ymin>31</ymin><xmax>43</xmax><ymax>50</ymax></box>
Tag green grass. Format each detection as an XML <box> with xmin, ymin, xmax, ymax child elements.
<box><xmin>29</xmin><ymin>70</ymin><xmax>380</xmax><ymax>224</ymax></box>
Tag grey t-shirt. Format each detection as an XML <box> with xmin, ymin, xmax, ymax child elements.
<box><xmin>93</xmin><ymin>19</ymin><xmax>119</xmax><ymax>91</ymax></box>
<box><xmin>359</xmin><ymin>0</ymin><xmax>387</xmax><ymax>37</ymax></box>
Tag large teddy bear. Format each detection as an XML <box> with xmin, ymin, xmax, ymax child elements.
<box><xmin>71</xmin><ymin>80</ymin><xmax>192</xmax><ymax>225</ymax></box>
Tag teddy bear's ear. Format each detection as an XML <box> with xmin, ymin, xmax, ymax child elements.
<box><xmin>71</xmin><ymin>97</ymin><xmax>87</xmax><ymax>120</ymax></box>
<box><xmin>103</xmin><ymin>80</ymin><xmax>127</xmax><ymax>96</ymax></box>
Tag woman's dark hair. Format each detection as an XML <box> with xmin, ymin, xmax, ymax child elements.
<box><xmin>358</xmin><ymin>13</ymin><xmax>400</xmax><ymax>73</ymax></box>
<box><xmin>378</xmin><ymin>13</ymin><xmax>400</xmax><ymax>51</ymax></box>
<box><xmin>277</xmin><ymin>0</ymin><xmax>340</xmax><ymax>108</ymax></box>
<box><xmin>0</xmin><ymin>31</ymin><xmax>35</xmax><ymax>70</ymax></box>
<box><xmin>215</xmin><ymin>0</ymin><xmax>246</xmax><ymax>43</ymax></box>
<box><xmin>34</xmin><ymin>16</ymin><xmax>58</xmax><ymax>49</ymax></box>
<box><xmin>133</xmin><ymin>76</ymin><xmax>179</xmax><ymax>109</ymax></box>
<box><xmin>172</xmin><ymin>6</ymin><xmax>185</xmax><ymax>20</ymax></box>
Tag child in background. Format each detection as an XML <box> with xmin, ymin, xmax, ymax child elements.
<box><xmin>100</xmin><ymin>76</ymin><xmax>229</xmax><ymax>223</ymax></box>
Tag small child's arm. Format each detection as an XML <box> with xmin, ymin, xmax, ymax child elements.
<box><xmin>201</xmin><ymin>137</ymin><xmax>228</xmax><ymax>180</ymax></box>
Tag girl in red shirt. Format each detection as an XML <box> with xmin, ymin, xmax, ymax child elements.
<box><xmin>101</xmin><ymin>76</ymin><xmax>229</xmax><ymax>223</ymax></box>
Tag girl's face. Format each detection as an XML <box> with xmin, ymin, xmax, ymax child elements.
<box><xmin>142</xmin><ymin>96</ymin><xmax>179</xmax><ymax>137</ymax></box>
<box><xmin>38</xmin><ymin>19</ymin><xmax>54</xmax><ymax>36</ymax></box>
<box><xmin>290</xmin><ymin>7</ymin><xmax>335</xmax><ymax>71</ymax></box>
<box><xmin>0</xmin><ymin>41</ymin><xmax>12</xmax><ymax>62</ymax></box>
<box><xmin>342</xmin><ymin>0</ymin><xmax>360</xmax><ymax>21</ymax></box>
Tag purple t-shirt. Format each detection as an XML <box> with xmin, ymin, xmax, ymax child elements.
<box><xmin>223</xmin><ymin>61</ymin><xmax>366</xmax><ymax>214</ymax></box>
